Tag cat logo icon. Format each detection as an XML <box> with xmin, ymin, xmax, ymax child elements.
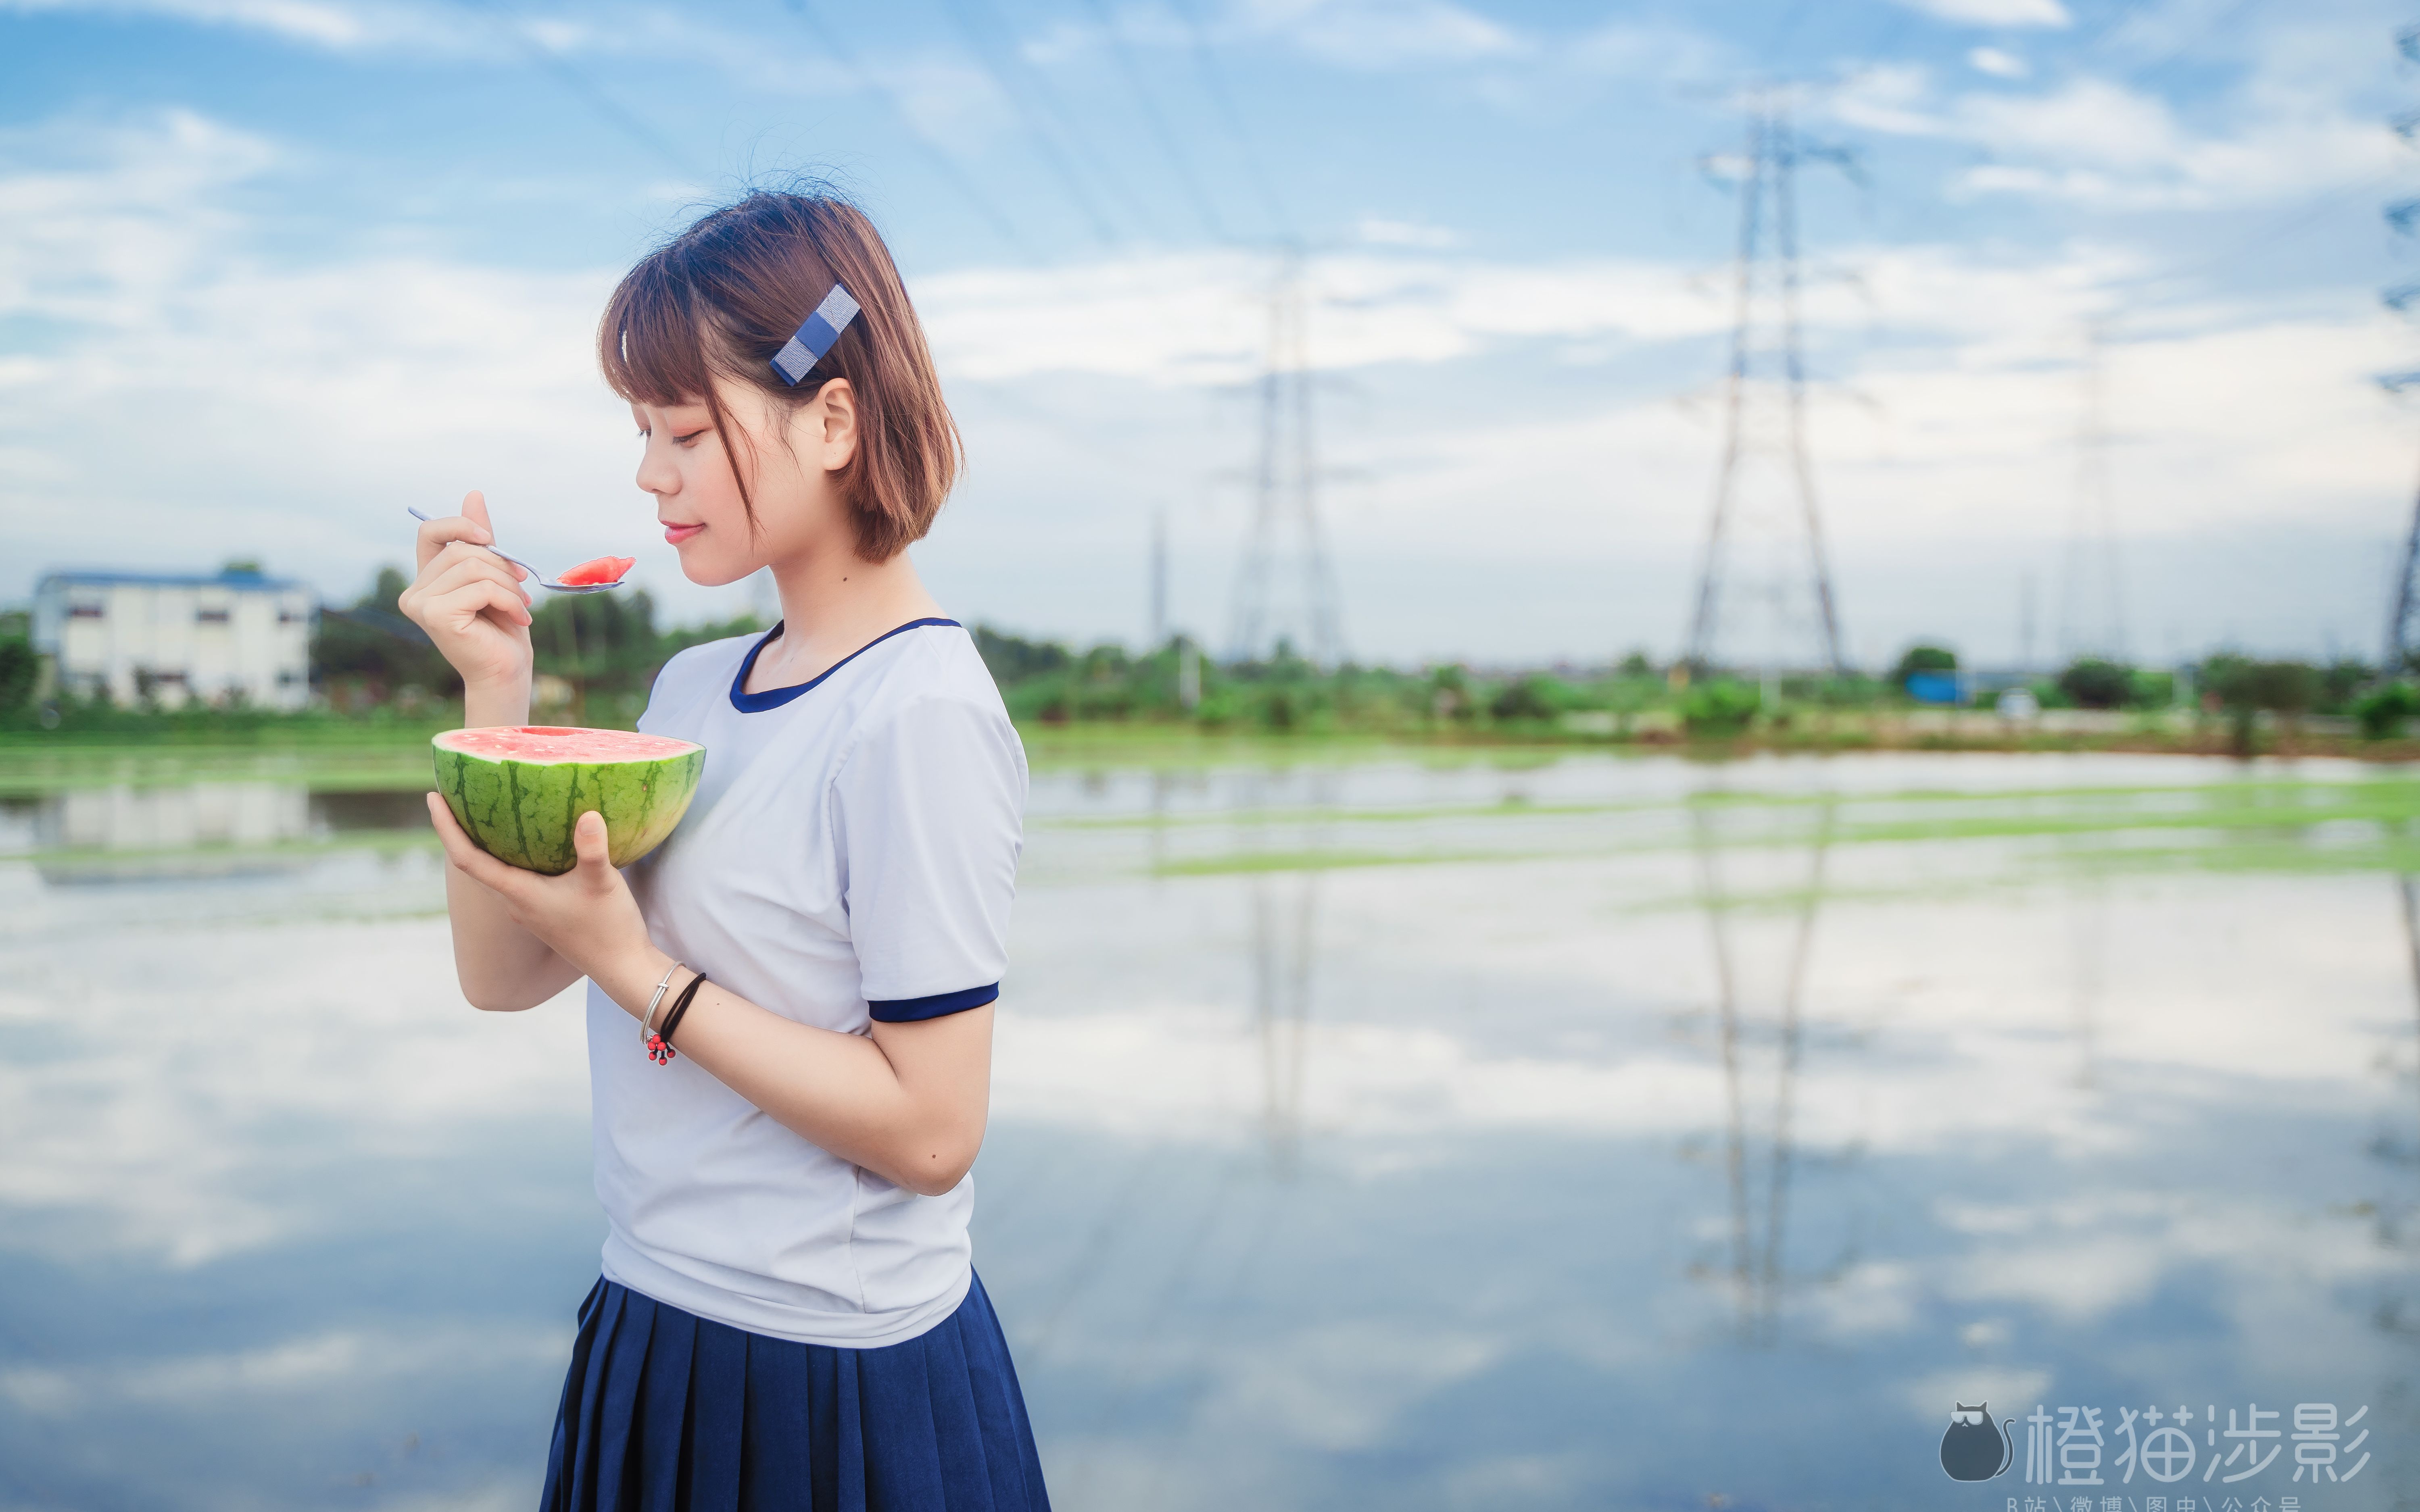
<box><xmin>1940</xmin><ymin>1401</ymin><xmax>2013</xmax><ymax>1481</ymax></box>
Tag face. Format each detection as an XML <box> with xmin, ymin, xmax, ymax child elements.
<box><xmin>631</xmin><ymin>375</ymin><xmax>861</xmax><ymax>587</ymax></box>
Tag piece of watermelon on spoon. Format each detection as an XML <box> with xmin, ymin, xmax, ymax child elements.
<box><xmin>555</xmin><ymin>555</ymin><xmax>636</xmax><ymax>587</ymax></box>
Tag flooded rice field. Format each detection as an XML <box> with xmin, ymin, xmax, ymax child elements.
<box><xmin>2</xmin><ymin>748</ymin><xmax>2416</xmax><ymax>1510</ymax></box>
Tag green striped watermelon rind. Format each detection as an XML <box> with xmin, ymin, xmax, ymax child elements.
<box><xmin>431</xmin><ymin>726</ymin><xmax>705</xmax><ymax>875</ymax></box>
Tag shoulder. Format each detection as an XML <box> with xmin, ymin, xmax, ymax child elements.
<box><xmin>839</xmin><ymin>624</ymin><xmax>1023</xmax><ymax>769</ymax></box>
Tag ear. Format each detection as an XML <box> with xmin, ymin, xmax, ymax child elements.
<box><xmin>811</xmin><ymin>378</ymin><xmax>860</xmax><ymax>473</ymax></box>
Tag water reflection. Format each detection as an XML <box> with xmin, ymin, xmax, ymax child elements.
<box><xmin>6</xmin><ymin>750</ymin><xmax>2420</xmax><ymax>1510</ymax></box>
<box><xmin>1688</xmin><ymin>789</ymin><xmax>1835</xmax><ymax>1345</ymax></box>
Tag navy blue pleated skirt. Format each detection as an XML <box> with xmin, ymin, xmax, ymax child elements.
<box><xmin>540</xmin><ymin>1274</ymin><xmax>1051</xmax><ymax>1512</ymax></box>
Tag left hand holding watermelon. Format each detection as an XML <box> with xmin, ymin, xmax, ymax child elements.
<box><xmin>426</xmin><ymin>796</ymin><xmax>655</xmax><ymax>986</ymax></box>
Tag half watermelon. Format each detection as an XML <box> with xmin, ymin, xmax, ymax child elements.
<box><xmin>432</xmin><ymin>726</ymin><xmax>704</xmax><ymax>874</ymax></box>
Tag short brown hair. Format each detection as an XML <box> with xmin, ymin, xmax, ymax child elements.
<box><xmin>599</xmin><ymin>189</ymin><xmax>962</xmax><ymax>561</ymax></box>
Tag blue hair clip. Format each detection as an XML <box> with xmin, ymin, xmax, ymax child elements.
<box><xmin>770</xmin><ymin>282</ymin><xmax>861</xmax><ymax>387</ymax></box>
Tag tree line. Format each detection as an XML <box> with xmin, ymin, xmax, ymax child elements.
<box><xmin>5</xmin><ymin>570</ymin><xmax>2420</xmax><ymax>746</ymax></box>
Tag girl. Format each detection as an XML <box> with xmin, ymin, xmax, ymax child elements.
<box><xmin>399</xmin><ymin>190</ymin><xmax>1049</xmax><ymax>1511</ymax></box>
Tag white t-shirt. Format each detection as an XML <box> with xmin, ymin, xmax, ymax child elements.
<box><xmin>584</xmin><ymin>617</ymin><xmax>1027</xmax><ymax>1347</ymax></box>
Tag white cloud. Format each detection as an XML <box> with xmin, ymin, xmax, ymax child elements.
<box><xmin>1902</xmin><ymin>1367</ymin><xmax>2053</xmax><ymax>1424</ymax></box>
<box><xmin>1888</xmin><ymin>0</ymin><xmax>2073</xmax><ymax>27</ymax></box>
<box><xmin>1830</xmin><ymin>69</ymin><xmax>2397</xmax><ymax>211</ymax></box>
<box><xmin>0</xmin><ymin>1322</ymin><xmax>567</xmax><ymax>1414</ymax></box>
<box><xmin>1</xmin><ymin>105</ymin><xmax>2411</xmax><ymax>658</ymax></box>
<box><xmin>1565</xmin><ymin>20</ymin><xmax>1729</xmax><ymax>81</ymax></box>
<box><xmin>0</xmin><ymin>0</ymin><xmax>464</xmax><ymax>50</ymax></box>
<box><xmin>0</xmin><ymin>0</ymin><xmax>845</xmax><ymax>97</ymax></box>
<box><xmin>1356</xmin><ymin>215</ymin><xmax>1461</xmax><ymax>249</ymax></box>
<box><xmin>1967</xmin><ymin>46</ymin><xmax>2030</xmax><ymax>79</ymax></box>
<box><xmin>1229</xmin><ymin>0</ymin><xmax>1527</xmax><ymax>68</ymax></box>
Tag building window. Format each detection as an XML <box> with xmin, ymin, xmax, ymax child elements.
<box><xmin>197</xmin><ymin>608</ymin><xmax>232</xmax><ymax>625</ymax></box>
<box><xmin>68</xmin><ymin>604</ymin><xmax>105</xmax><ymax>619</ymax></box>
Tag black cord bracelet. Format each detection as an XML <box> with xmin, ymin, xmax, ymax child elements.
<box><xmin>654</xmin><ymin>970</ymin><xmax>709</xmax><ymax>1061</ymax></box>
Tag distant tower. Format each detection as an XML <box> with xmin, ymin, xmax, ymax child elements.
<box><xmin>2381</xmin><ymin>23</ymin><xmax>2420</xmax><ymax>675</ymax></box>
<box><xmin>2387</xmin><ymin>480</ymin><xmax>2420</xmax><ymax>675</ymax></box>
<box><xmin>1684</xmin><ymin>91</ymin><xmax>1848</xmax><ymax>677</ymax></box>
<box><xmin>1149</xmin><ymin>502</ymin><xmax>1168</xmax><ymax>650</ymax></box>
<box><xmin>2056</xmin><ymin>322</ymin><xmax>2127</xmax><ymax>664</ymax></box>
<box><xmin>1230</xmin><ymin>246</ymin><xmax>1344</xmax><ymax>665</ymax></box>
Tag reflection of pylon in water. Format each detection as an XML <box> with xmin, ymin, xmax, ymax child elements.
<box><xmin>1683</xmin><ymin>91</ymin><xmax>1849</xmax><ymax>677</ymax></box>
<box><xmin>2066</xmin><ymin>873</ymin><xmax>2107</xmax><ymax>1093</ymax></box>
<box><xmin>2398</xmin><ymin>874</ymin><xmax>2420</xmax><ymax>1112</ymax></box>
<box><xmin>1690</xmin><ymin>793</ymin><xmax>1833</xmax><ymax>1344</ymax></box>
<box><xmin>1251</xmin><ymin>872</ymin><xmax>1316</xmax><ymax>1177</ymax></box>
<box><xmin>1230</xmin><ymin>245</ymin><xmax>1344</xmax><ymax>666</ymax></box>
<box><xmin>2369</xmin><ymin>871</ymin><xmax>2420</xmax><ymax>1493</ymax></box>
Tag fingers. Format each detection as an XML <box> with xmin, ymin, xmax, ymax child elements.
<box><xmin>407</xmin><ymin>576</ymin><xmax>530</xmax><ymax>633</ymax></box>
<box><xmin>415</xmin><ymin>515</ymin><xmax>493</xmax><ymax>572</ymax></box>
<box><xmin>572</xmin><ymin>809</ymin><xmax>613</xmax><ymax>878</ymax></box>
<box><xmin>419</xmin><ymin>537</ymin><xmax>528</xmax><ymax>585</ymax></box>
<box><xmin>465</xmin><ymin>580</ymin><xmax>534</xmax><ymax>629</ymax></box>
<box><xmin>407</xmin><ymin>555</ymin><xmax>532</xmax><ymax>631</ymax></box>
<box><xmin>461</xmin><ymin>490</ymin><xmax>492</xmax><ymax>532</ymax></box>
<box><xmin>427</xmin><ymin>793</ymin><xmax>525</xmax><ymax>893</ymax></box>
<box><xmin>421</xmin><ymin>551</ymin><xmax>532</xmax><ymax>604</ymax></box>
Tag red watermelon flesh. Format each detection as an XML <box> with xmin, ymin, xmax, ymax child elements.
<box><xmin>432</xmin><ymin>726</ymin><xmax>704</xmax><ymax>873</ymax></box>
<box><xmin>438</xmin><ymin>727</ymin><xmax>695</xmax><ymax>762</ymax></box>
<box><xmin>557</xmin><ymin>555</ymin><xmax>635</xmax><ymax>586</ymax></box>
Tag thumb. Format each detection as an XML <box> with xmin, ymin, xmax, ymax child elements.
<box><xmin>461</xmin><ymin>489</ymin><xmax>492</xmax><ymax>534</ymax></box>
<box><xmin>574</xmin><ymin>809</ymin><xmax>613</xmax><ymax>874</ymax></box>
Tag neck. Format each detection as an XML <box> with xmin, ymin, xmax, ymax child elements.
<box><xmin>763</xmin><ymin>536</ymin><xmax>943</xmax><ymax>673</ymax></box>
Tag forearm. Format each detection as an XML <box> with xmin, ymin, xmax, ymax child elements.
<box><xmin>444</xmin><ymin>674</ymin><xmax>577</xmax><ymax>1012</ymax></box>
<box><xmin>593</xmin><ymin>948</ymin><xmax>990</xmax><ymax>1196</ymax></box>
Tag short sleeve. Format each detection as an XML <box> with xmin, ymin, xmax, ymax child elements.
<box><xmin>830</xmin><ymin>694</ymin><xmax>1028</xmax><ymax>1022</ymax></box>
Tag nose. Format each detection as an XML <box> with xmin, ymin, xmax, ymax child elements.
<box><xmin>635</xmin><ymin>437</ymin><xmax>679</xmax><ymax>500</ymax></box>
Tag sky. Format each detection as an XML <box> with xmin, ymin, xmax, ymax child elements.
<box><xmin>2</xmin><ymin>0</ymin><xmax>2418</xmax><ymax>669</ymax></box>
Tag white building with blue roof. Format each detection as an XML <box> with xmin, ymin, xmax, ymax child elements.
<box><xmin>33</xmin><ymin>568</ymin><xmax>318</xmax><ymax>710</ymax></box>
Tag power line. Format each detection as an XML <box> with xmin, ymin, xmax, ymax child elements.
<box><xmin>457</xmin><ymin>0</ymin><xmax>696</xmax><ymax>177</ymax></box>
<box><xmin>1078</xmin><ymin>0</ymin><xmax>1231</xmax><ymax>241</ymax></box>
<box><xmin>936</xmin><ymin>0</ymin><xmax>1155</xmax><ymax>244</ymax></box>
<box><xmin>1162</xmin><ymin>0</ymin><xmax>1293</xmax><ymax>239</ymax></box>
<box><xmin>782</xmin><ymin>0</ymin><xmax>1041</xmax><ymax>262</ymax></box>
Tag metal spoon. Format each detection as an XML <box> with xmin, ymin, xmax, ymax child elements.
<box><xmin>405</xmin><ymin>506</ymin><xmax>621</xmax><ymax>594</ymax></box>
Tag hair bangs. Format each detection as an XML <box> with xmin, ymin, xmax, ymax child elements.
<box><xmin>599</xmin><ymin>255</ymin><xmax>716</xmax><ymax>408</ymax></box>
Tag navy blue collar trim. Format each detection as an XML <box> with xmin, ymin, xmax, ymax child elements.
<box><xmin>728</xmin><ymin>617</ymin><xmax>960</xmax><ymax>712</ymax></box>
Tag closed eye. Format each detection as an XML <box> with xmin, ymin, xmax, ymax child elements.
<box><xmin>674</xmin><ymin>429</ymin><xmax>709</xmax><ymax>447</ymax></box>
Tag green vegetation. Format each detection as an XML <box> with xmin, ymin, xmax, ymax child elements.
<box><xmin>2355</xmin><ymin>681</ymin><xmax>2420</xmax><ymax>739</ymax></box>
<box><xmin>1891</xmin><ymin>643</ymin><xmax>1957</xmax><ymax>687</ymax></box>
<box><xmin>7</xmin><ymin>573</ymin><xmax>2420</xmax><ymax>764</ymax></box>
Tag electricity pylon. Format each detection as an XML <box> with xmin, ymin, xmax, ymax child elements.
<box><xmin>2382</xmin><ymin>23</ymin><xmax>2420</xmax><ymax>675</ymax></box>
<box><xmin>1684</xmin><ymin>91</ymin><xmax>1848</xmax><ymax>677</ymax></box>
<box><xmin>2386</xmin><ymin>481</ymin><xmax>2420</xmax><ymax>676</ymax></box>
<box><xmin>1230</xmin><ymin>245</ymin><xmax>1345</xmax><ymax>666</ymax></box>
<box><xmin>2057</xmin><ymin>322</ymin><xmax>2128</xmax><ymax>664</ymax></box>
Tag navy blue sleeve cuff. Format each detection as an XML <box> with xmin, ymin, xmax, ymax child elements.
<box><xmin>868</xmin><ymin>983</ymin><xmax>999</xmax><ymax>1023</ymax></box>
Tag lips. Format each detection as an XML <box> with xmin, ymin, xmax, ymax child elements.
<box><xmin>663</xmin><ymin>522</ymin><xmax>704</xmax><ymax>544</ymax></box>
